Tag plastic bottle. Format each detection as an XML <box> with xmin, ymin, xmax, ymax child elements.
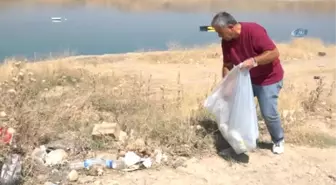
<box><xmin>69</xmin><ymin>158</ymin><xmax>127</xmax><ymax>170</ymax></box>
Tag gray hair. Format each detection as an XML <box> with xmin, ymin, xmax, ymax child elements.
<box><xmin>211</xmin><ymin>12</ymin><xmax>238</xmax><ymax>27</ymax></box>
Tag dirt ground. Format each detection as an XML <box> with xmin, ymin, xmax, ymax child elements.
<box><xmin>1</xmin><ymin>39</ymin><xmax>335</xmax><ymax>185</ymax></box>
<box><xmin>95</xmin><ymin>145</ymin><xmax>336</xmax><ymax>185</ymax></box>
<box><xmin>66</xmin><ymin>54</ymin><xmax>336</xmax><ymax>185</ymax></box>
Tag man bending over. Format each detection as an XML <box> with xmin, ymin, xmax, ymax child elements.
<box><xmin>211</xmin><ymin>11</ymin><xmax>285</xmax><ymax>154</ymax></box>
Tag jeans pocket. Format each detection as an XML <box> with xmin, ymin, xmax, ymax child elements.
<box><xmin>277</xmin><ymin>80</ymin><xmax>284</xmax><ymax>90</ymax></box>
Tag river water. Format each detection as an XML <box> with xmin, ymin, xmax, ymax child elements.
<box><xmin>0</xmin><ymin>3</ymin><xmax>335</xmax><ymax>61</ymax></box>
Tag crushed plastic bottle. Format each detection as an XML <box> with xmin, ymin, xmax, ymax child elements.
<box><xmin>0</xmin><ymin>154</ymin><xmax>22</xmax><ymax>185</ymax></box>
<box><xmin>69</xmin><ymin>158</ymin><xmax>127</xmax><ymax>170</ymax></box>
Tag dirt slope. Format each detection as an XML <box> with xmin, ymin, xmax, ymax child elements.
<box><xmin>75</xmin><ymin>56</ymin><xmax>336</xmax><ymax>185</ymax></box>
<box><xmin>90</xmin><ymin>146</ymin><xmax>336</xmax><ymax>185</ymax></box>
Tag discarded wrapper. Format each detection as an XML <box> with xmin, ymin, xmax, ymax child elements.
<box><xmin>0</xmin><ymin>127</ymin><xmax>15</xmax><ymax>145</ymax></box>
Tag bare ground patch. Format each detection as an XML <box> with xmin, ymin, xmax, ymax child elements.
<box><xmin>0</xmin><ymin>38</ymin><xmax>335</xmax><ymax>184</ymax></box>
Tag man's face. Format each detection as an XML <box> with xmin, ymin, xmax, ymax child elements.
<box><xmin>213</xmin><ymin>25</ymin><xmax>234</xmax><ymax>41</ymax></box>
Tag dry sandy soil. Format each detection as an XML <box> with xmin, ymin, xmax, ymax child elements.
<box><xmin>94</xmin><ymin>145</ymin><xmax>336</xmax><ymax>185</ymax></box>
<box><xmin>0</xmin><ymin>39</ymin><xmax>335</xmax><ymax>185</ymax></box>
<box><xmin>74</xmin><ymin>40</ymin><xmax>336</xmax><ymax>185</ymax></box>
<box><xmin>68</xmin><ymin>42</ymin><xmax>336</xmax><ymax>184</ymax></box>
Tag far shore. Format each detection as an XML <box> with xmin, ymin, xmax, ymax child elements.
<box><xmin>0</xmin><ymin>0</ymin><xmax>335</xmax><ymax>13</ymax></box>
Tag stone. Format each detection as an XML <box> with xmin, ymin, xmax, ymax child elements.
<box><xmin>37</xmin><ymin>174</ymin><xmax>47</xmax><ymax>181</ymax></box>
<box><xmin>154</xmin><ymin>149</ymin><xmax>163</xmax><ymax>164</ymax></box>
<box><xmin>45</xmin><ymin>149</ymin><xmax>67</xmax><ymax>166</ymax></box>
<box><xmin>94</xmin><ymin>181</ymin><xmax>102</xmax><ymax>185</ymax></box>
<box><xmin>31</xmin><ymin>145</ymin><xmax>47</xmax><ymax>165</ymax></box>
<box><xmin>118</xmin><ymin>131</ymin><xmax>128</xmax><ymax>142</ymax></box>
<box><xmin>44</xmin><ymin>182</ymin><xmax>56</xmax><ymax>185</ymax></box>
<box><xmin>78</xmin><ymin>176</ymin><xmax>95</xmax><ymax>184</ymax></box>
<box><xmin>0</xmin><ymin>111</ymin><xmax>6</xmax><ymax>117</ymax></box>
<box><xmin>134</xmin><ymin>138</ymin><xmax>146</xmax><ymax>149</ymax></box>
<box><xmin>97</xmin><ymin>167</ymin><xmax>104</xmax><ymax>176</ymax></box>
<box><xmin>67</xmin><ymin>170</ymin><xmax>79</xmax><ymax>182</ymax></box>
<box><xmin>92</xmin><ymin>122</ymin><xmax>124</xmax><ymax>140</ymax></box>
<box><xmin>107</xmin><ymin>180</ymin><xmax>120</xmax><ymax>185</ymax></box>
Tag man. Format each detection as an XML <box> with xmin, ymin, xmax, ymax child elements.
<box><xmin>211</xmin><ymin>11</ymin><xmax>285</xmax><ymax>154</ymax></box>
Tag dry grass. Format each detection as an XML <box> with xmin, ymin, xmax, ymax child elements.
<box><xmin>0</xmin><ymin>38</ymin><xmax>335</xmax><ymax>183</ymax></box>
<box><xmin>0</xmin><ymin>0</ymin><xmax>335</xmax><ymax>13</ymax></box>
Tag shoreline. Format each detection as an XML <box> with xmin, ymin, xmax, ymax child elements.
<box><xmin>1</xmin><ymin>38</ymin><xmax>335</xmax><ymax>63</ymax></box>
<box><xmin>1</xmin><ymin>0</ymin><xmax>335</xmax><ymax>13</ymax></box>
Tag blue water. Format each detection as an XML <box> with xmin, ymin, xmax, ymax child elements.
<box><xmin>0</xmin><ymin>4</ymin><xmax>335</xmax><ymax>61</ymax></box>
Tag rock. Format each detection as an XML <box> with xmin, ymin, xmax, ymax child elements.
<box><xmin>318</xmin><ymin>51</ymin><xmax>326</xmax><ymax>56</ymax></box>
<box><xmin>45</xmin><ymin>149</ymin><xmax>67</xmax><ymax>166</ymax></box>
<box><xmin>32</xmin><ymin>145</ymin><xmax>47</xmax><ymax>165</ymax></box>
<box><xmin>118</xmin><ymin>131</ymin><xmax>128</xmax><ymax>142</ymax></box>
<box><xmin>94</xmin><ymin>181</ymin><xmax>102</xmax><ymax>185</ymax></box>
<box><xmin>44</xmin><ymin>182</ymin><xmax>56</xmax><ymax>185</ymax></box>
<box><xmin>7</xmin><ymin>89</ymin><xmax>16</xmax><ymax>95</ymax></box>
<box><xmin>107</xmin><ymin>180</ymin><xmax>120</xmax><ymax>185</ymax></box>
<box><xmin>0</xmin><ymin>111</ymin><xmax>6</xmax><ymax>118</ymax></box>
<box><xmin>172</xmin><ymin>157</ymin><xmax>187</xmax><ymax>168</ymax></box>
<box><xmin>154</xmin><ymin>149</ymin><xmax>163</xmax><ymax>164</ymax></box>
<box><xmin>37</xmin><ymin>174</ymin><xmax>47</xmax><ymax>181</ymax></box>
<box><xmin>67</xmin><ymin>170</ymin><xmax>79</xmax><ymax>182</ymax></box>
<box><xmin>92</xmin><ymin>122</ymin><xmax>127</xmax><ymax>141</ymax></box>
<box><xmin>78</xmin><ymin>176</ymin><xmax>95</xmax><ymax>184</ymax></box>
<box><xmin>196</xmin><ymin>125</ymin><xmax>202</xmax><ymax>130</ymax></box>
<box><xmin>134</xmin><ymin>138</ymin><xmax>146</xmax><ymax>149</ymax></box>
<box><xmin>162</xmin><ymin>154</ymin><xmax>168</xmax><ymax>163</ymax></box>
<box><xmin>97</xmin><ymin>167</ymin><xmax>104</xmax><ymax>176</ymax></box>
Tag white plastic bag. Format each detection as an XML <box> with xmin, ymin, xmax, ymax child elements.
<box><xmin>204</xmin><ymin>65</ymin><xmax>259</xmax><ymax>154</ymax></box>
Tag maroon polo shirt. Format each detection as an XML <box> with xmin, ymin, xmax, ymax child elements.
<box><xmin>221</xmin><ymin>22</ymin><xmax>284</xmax><ymax>86</ymax></box>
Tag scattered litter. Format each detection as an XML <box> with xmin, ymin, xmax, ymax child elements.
<box><xmin>32</xmin><ymin>145</ymin><xmax>48</xmax><ymax>165</ymax></box>
<box><xmin>0</xmin><ymin>127</ymin><xmax>15</xmax><ymax>145</ymax></box>
<box><xmin>123</xmin><ymin>151</ymin><xmax>141</xmax><ymax>167</ymax></box>
<box><xmin>45</xmin><ymin>149</ymin><xmax>67</xmax><ymax>166</ymax></box>
<box><xmin>291</xmin><ymin>28</ymin><xmax>308</xmax><ymax>37</ymax></box>
<box><xmin>69</xmin><ymin>151</ymin><xmax>155</xmax><ymax>172</ymax></box>
<box><xmin>0</xmin><ymin>154</ymin><xmax>22</xmax><ymax>185</ymax></box>
<box><xmin>69</xmin><ymin>158</ymin><xmax>126</xmax><ymax>170</ymax></box>
<box><xmin>142</xmin><ymin>158</ymin><xmax>152</xmax><ymax>168</ymax></box>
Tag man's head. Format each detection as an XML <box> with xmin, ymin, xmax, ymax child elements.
<box><xmin>211</xmin><ymin>12</ymin><xmax>240</xmax><ymax>41</ymax></box>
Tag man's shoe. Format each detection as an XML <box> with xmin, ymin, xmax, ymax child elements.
<box><xmin>272</xmin><ymin>140</ymin><xmax>284</xmax><ymax>154</ymax></box>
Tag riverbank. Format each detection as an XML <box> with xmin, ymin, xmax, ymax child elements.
<box><xmin>1</xmin><ymin>0</ymin><xmax>335</xmax><ymax>13</ymax></box>
<box><xmin>0</xmin><ymin>38</ymin><xmax>335</xmax><ymax>184</ymax></box>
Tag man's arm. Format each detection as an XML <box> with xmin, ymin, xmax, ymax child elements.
<box><xmin>221</xmin><ymin>40</ymin><xmax>233</xmax><ymax>78</ymax></box>
<box><xmin>254</xmin><ymin>48</ymin><xmax>279</xmax><ymax>65</ymax></box>
<box><xmin>222</xmin><ymin>62</ymin><xmax>233</xmax><ymax>78</ymax></box>
<box><xmin>251</xmin><ymin>25</ymin><xmax>280</xmax><ymax>66</ymax></box>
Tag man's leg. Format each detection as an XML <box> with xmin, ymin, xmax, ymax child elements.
<box><xmin>253</xmin><ymin>80</ymin><xmax>285</xmax><ymax>154</ymax></box>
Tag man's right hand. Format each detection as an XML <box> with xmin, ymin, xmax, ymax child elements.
<box><xmin>222</xmin><ymin>62</ymin><xmax>233</xmax><ymax>78</ymax></box>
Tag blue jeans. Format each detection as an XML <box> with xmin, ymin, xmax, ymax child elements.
<box><xmin>252</xmin><ymin>80</ymin><xmax>284</xmax><ymax>143</ymax></box>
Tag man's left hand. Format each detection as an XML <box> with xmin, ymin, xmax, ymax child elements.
<box><xmin>240</xmin><ymin>57</ymin><xmax>257</xmax><ymax>70</ymax></box>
